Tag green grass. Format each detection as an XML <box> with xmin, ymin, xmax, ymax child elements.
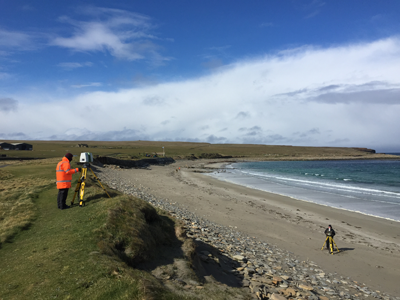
<box><xmin>0</xmin><ymin>159</ymin><xmax>189</xmax><ymax>300</ymax></box>
<box><xmin>0</xmin><ymin>159</ymin><xmax>57</xmax><ymax>245</ymax></box>
<box><xmin>0</xmin><ymin>140</ymin><xmax>380</xmax><ymax>161</ymax></box>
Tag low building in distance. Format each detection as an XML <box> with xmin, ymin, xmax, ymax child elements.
<box><xmin>0</xmin><ymin>142</ymin><xmax>33</xmax><ymax>150</ymax></box>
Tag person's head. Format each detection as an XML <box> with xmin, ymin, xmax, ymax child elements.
<box><xmin>328</xmin><ymin>225</ymin><xmax>332</xmax><ymax>228</ymax></box>
<box><xmin>65</xmin><ymin>153</ymin><xmax>73</xmax><ymax>162</ymax></box>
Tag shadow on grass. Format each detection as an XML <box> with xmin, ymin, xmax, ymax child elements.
<box><xmin>98</xmin><ymin>196</ymin><xmax>181</xmax><ymax>267</ymax></box>
<box><xmin>137</xmin><ymin>235</ymin><xmax>243</xmax><ymax>288</ymax></box>
<box><xmin>191</xmin><ymin>240</ymin><xmax>243</xmax><ymax>287</ymax></box>
<box><xmin>70</xmin><ymin>174</ymin><xmax>119</xmax><ymax>206</ymax></box>
<box><xmin>84</xmin><ymin>190</ymin><xmax>118</xmax><ymax>203</ymax></box>
<box><xmin>1</xmin><ymin>220</ymin><xmax>36</xmax><ymax>247</ymax></box>
<box><xmin>95</xmin><ymin>194</ymin><xmax>246</xmax><ymax>296</ymax></box>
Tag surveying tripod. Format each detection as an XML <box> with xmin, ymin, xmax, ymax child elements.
<box><xmin>321</xmin><ymin>235</ymin><xmax>340</xmax><ymax>255</ymax></box>
<box><xmin>71</xmin><ymin>163</ymin><xmax>111</xmax><ymax>207</ymax></box>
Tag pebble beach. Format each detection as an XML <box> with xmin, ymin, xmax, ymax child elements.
<box><xmin>94</xmin><ymin>160</ymin><xmax>400</xmax><ymax>300</ymax></box>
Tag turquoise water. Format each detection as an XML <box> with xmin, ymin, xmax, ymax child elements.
<box><xmin>209</xmin><ymin>159</ymin><xmax>400</xmax><ymax>221</ymax></box>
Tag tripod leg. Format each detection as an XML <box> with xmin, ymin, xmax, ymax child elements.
<box><xmin>329</xmin><ymin>237</ymin><xmax>334</xmax><ymax>254</ymax></box>
<box><xmin>79</xmin><ymin>168</ymin><xmax>87</xmax><ymax>207</ymax></box>
<box><xmin>321</xmin><ymin>237</ymin><xmax>329</xmax><ymax>250</ymax></box>
<box><xmin>71</xmin><ymin>177</ymin><xmax>82</xmax><ymax>206</ymax></box>
<box><xmin>89</xmin><ymin>167</ymin><xmax>111</xmax><ymax>198</ymax></box>
<box><xmin>79</xmin><ymin>182</ymin><xmax>85</xmax><ymax>206</ymax></box>
<box><xmin>332</xmin><ymin>238</ymin><xmax>340</xmax><ymax>253</ymax></box>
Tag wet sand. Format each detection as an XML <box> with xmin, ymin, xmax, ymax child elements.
<box><xmin>104</xmin><ymin>159</ymin><xmax>400</xmax><ymax>295</ymax></box>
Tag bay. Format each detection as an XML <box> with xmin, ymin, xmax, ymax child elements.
<box><xmin>208</xmin><ymin>159</ymin><xmax>400</xmax><ymax>222</ymax></box>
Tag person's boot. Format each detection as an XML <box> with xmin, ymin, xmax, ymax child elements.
<box><xmin>61</xmin><ymin>199</ymin><xmax>70</xmax><ymax>210</ymax></box>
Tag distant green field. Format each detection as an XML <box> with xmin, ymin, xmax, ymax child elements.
<box><xmin>0</xmin><ymin>140</ymin><xmax>380</xmax><ymax>160</ymax></box>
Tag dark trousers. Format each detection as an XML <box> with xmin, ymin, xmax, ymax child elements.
<box><xmin>326</xmin><ymin>236</ymin><xmax>334</xmax><ymax>250</ymax></box>
<box><xmin>57</xmin><ymin>188</ymin><xmax>69</xmax><ymax>209</ymax></box>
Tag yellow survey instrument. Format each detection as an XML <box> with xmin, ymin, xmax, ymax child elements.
<box><xmin>321</xmin><ymin>236</ymin><xmax>340</xmax><ymax>255</ymax></box>
<box><xmin>71</xmin><ymin>159</ymin><xmax>111</xmax><ymax>207</ymax></box>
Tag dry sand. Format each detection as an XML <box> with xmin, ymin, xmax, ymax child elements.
<box><xmin>109</xmin><ymin>159</ymin><xmax>400</xmax><ymax>295</ymax></box>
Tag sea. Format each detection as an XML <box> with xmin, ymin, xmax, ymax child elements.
<box><xmin>208</xmin><ymin>154</ymin><xmax>400</xmax><ymax>222</ymax></box>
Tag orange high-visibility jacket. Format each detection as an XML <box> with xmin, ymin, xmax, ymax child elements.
<box><xmin>56</xmin><ymin>157</ymin><xmax>79</xmax><ymax>189</ymax></box>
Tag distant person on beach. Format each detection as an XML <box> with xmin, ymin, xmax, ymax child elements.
<box><xmin>324</xmin><ymin>225</ymin><xmax>336</xmax><ymax>250</ymax></box>
<box><xmin>56</xmin><ymin>153</ymin><xmax>80</xmax><ymax>210</ymax></box>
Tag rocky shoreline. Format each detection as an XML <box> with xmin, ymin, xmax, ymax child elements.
<box><xmin>96</xmin><ymin>165</ymin><xmax>399</xmax><ymax>300</ymax></box>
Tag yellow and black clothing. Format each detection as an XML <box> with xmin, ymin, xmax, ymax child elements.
<box><xmin>324</xmin><ymin>226</ymin><xmax>336</xmax><ymax>250</ymax></box>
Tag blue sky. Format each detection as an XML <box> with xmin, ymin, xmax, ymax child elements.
<box><xmin>1</xmin><ymin>0</ymin><xmax>400</xmax><ymax>152</ymax></box>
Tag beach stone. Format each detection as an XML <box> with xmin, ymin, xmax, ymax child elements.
<box><xmin>233</xmin><ymin>255</ymin><xmax>245</xmax><ymax>261</ymax></box>
<box><xmin>299</xmin><ymin>284</ymin><xmax>313</xmax><ymax>291</ymax></box>
<box><xmin>241</xmin><ymin>279</ymin><xmax>250</xmax><ymax>287</ymax></box>
<box><xmin>279</xmin><ymin>282</ymin><xmax>288</xmax><ymax>288</ymax></box>
<box><xmin>272</xmin><ymin>276</ymin><xmax>283</xmax><ymax>285</ymax></box>
<box><xmin>245</xmin><ymin>267</ymin><xmax>255</xmax><ymax>274</ymax></box>
<box><xmin>258</xmin><ymin>277</ymin><xmax>273</xmax><ymax>284</ymax></box>
<box><xmin>270</xmin><ymin>293</ymin><xmax>286</xmax><ymax>300</ymax></box>
<box><xmin>249</xmin><ymin>282</ymin><xmax>263</xmax><ymax>293</ymax></box>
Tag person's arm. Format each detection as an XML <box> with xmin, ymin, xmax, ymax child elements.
<box><xmin>63</xmin><ymin>162</ymin><xmax>79</xmax><ymax>175</ymax></box>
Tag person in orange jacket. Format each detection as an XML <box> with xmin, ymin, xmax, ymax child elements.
<box><xmin>56</xmin><ymin>153</ymin><xmax>81</xmax><ymax>210</ymax></box>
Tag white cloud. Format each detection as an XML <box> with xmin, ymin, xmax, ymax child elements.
<box><xmin>0</xmin><ymin>28</ymin><xmax>38</xmax><ymax>51</ymax></box>
<box><xmin>303</xmin><ymin>0</ymin><xmax>326</xmax><ymax>19</ymax></box>
<box><xmin>0</xmin><ymin>97</ymin><xmax>18</xmax><ymax>112</ymax></box>
<box><xmin>0</xmin><ymin>72</ymin><xmax>11</xmax><ymax>80</ymax></box>
<box><xmin>71</xmin><ymin>82</ymin><xmax>102</xmax><ymax>88</ymax></box>
<box><xmin>57</xmin><ymin>62</ymin><xmax>93</xmax><ymax>69</ymax></box>
<box><xmin>2</xmin><ymin>37</ymin><xmax>400</xmax><ymax>151</ymax></box>
<box><xmin>50</xmin><ymin>8</ymin><xmax>166</xmax><ymax>61</ymax></box>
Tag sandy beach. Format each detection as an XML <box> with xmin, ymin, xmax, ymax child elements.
<box><xmin>98</xmin><ymin>159</ymin><xmax>400</xmax><ymax>296</ymax></box>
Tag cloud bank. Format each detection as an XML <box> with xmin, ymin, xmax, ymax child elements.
<box><xmin>1</xmin><ymin>37</ymin><xmax>400</xmax><ymax>151</ymax></box>
<box><xmin>0</xmin><ymin>97</ymin><xmax>18</xmax><ymax>112</ymax></box>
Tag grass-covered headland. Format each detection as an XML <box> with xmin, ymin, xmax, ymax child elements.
<box><xmin>0</xmin><ymin>140</ymin><xmax>392</xmax><ymax>161</ymax></box>
<box><xmin>0</xmin><ymin>158</ymin><xmax>247</xmax><ymax>299</ymax></box>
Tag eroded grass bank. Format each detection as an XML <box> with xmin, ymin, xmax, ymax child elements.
<box><xmin>0</xmin><ymin>159</ymin><xmax>249</xmax><ymax>300</ymax></box>
<box><xmin>1</xmin><ymin>159</ymin><xmax>170</xmax><ymax>299</ymax></box>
